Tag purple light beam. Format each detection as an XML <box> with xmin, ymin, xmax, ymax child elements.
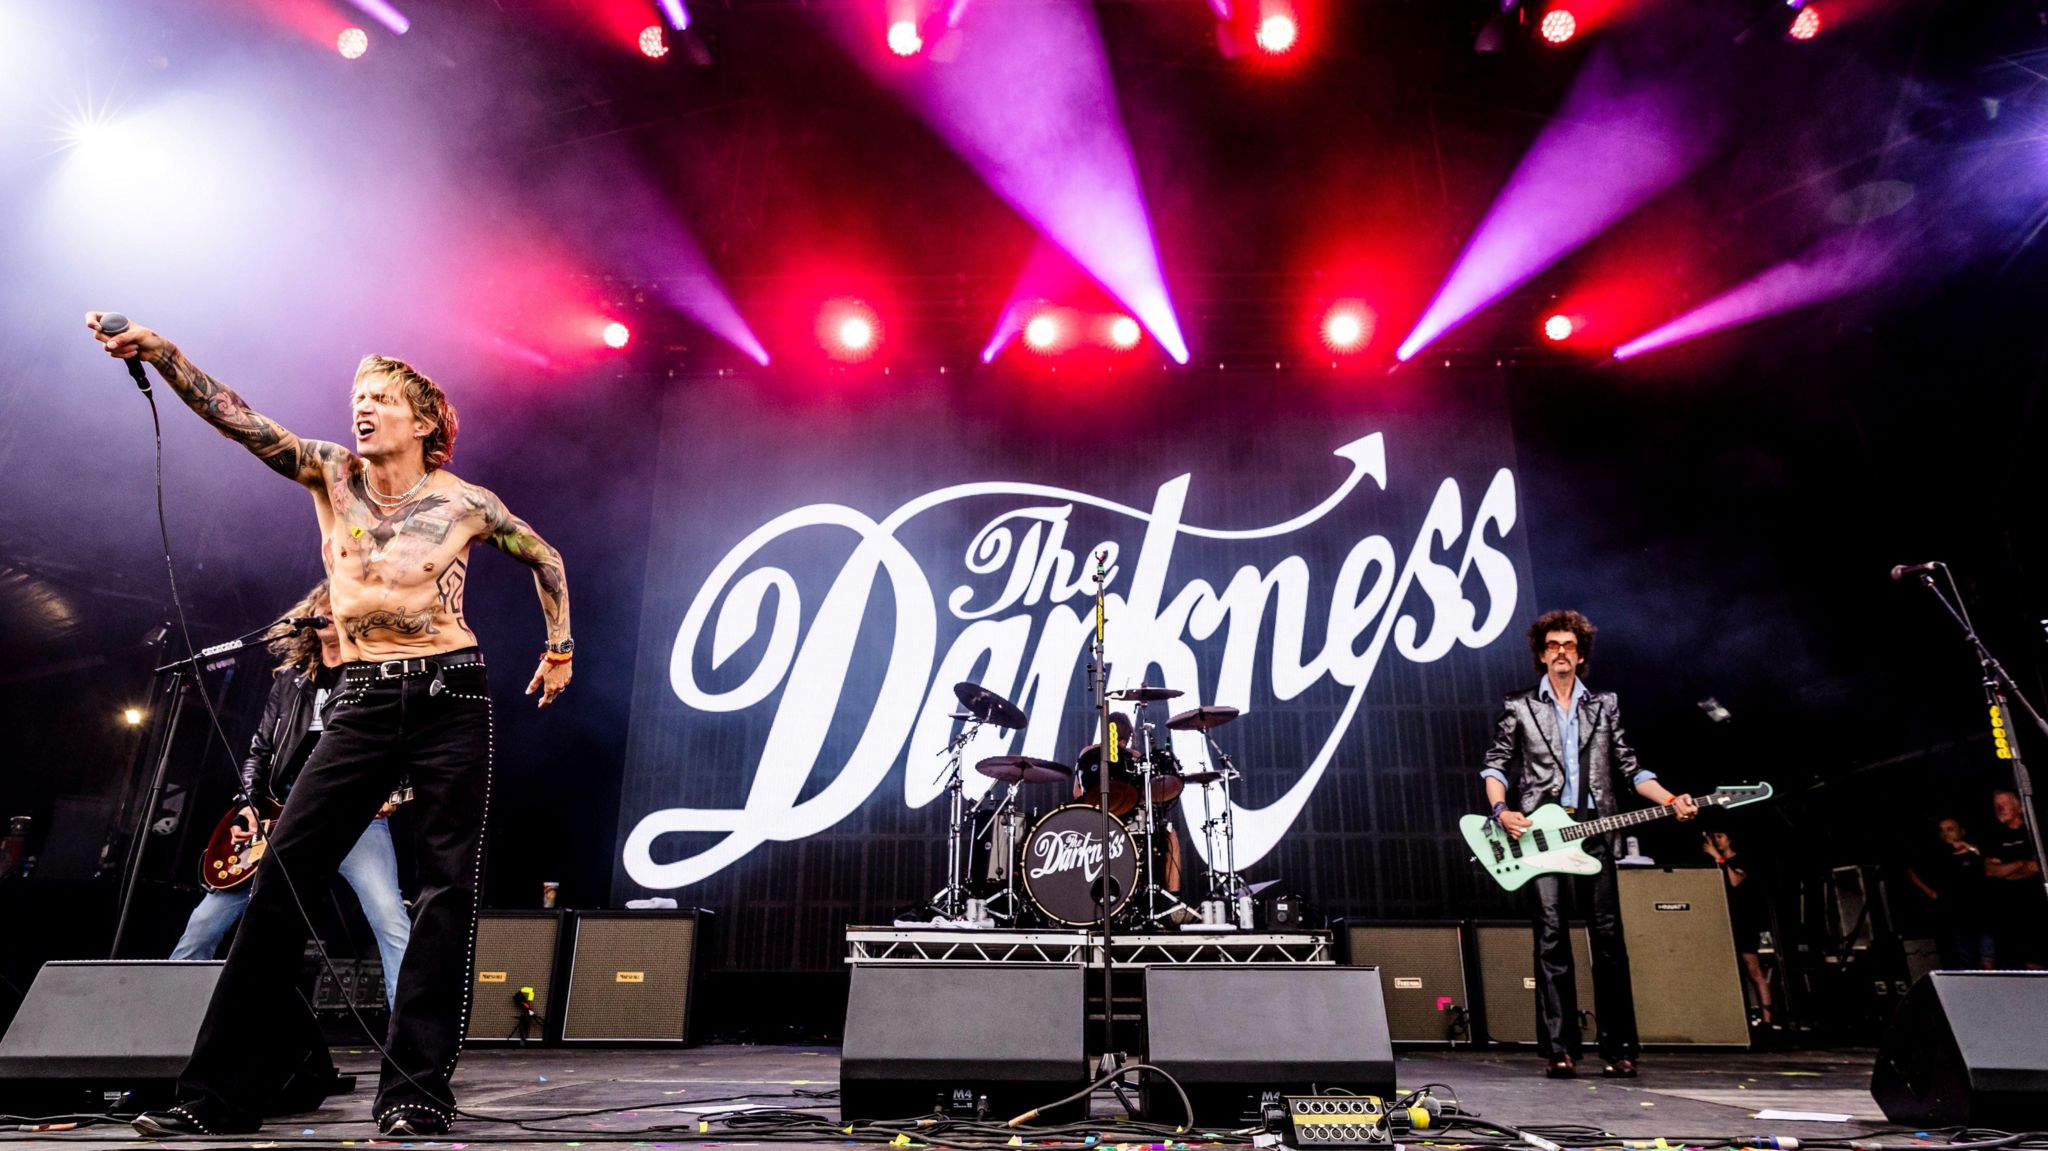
<box><xmin>1395</xmin><ymin>45</ymin><xmax>1724</xmax><ymax>361</ymax></box>
<box><xmin>837</xmin><ymin>0</ymin><xmax>1188</xmax><ymax>363</ymax></box>
<box><xmin>342</xmin><ymin>0</ymin><xmax>410</xmax><ymax>36</ymax></box>
<box><xmin>657</xmin><ymin>0</ymin><xmax>691</xmax><ymax>31</ymax></box>
<box><xmin>1612</xmin><ymin>231</ymin><xmax>1895</xmax><ymax>361</ymax></box>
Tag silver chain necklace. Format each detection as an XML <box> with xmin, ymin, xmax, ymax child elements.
<box><xmin>365</xmin><ymin>468</ymin><xmax>429</xmax><ymax>508</ymax></box>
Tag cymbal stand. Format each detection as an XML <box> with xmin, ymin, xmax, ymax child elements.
<box><xmin>976</xmin><ymin>783</ymin><xmax>1024</xmax><ymax>924</ymax></box>
<box><xmin>1200</xmin><ymin>730</ymin><xmax>1248</xmax><ymax>922</ymax></box>
<box><xmin>929</xmin><ymin>716</ymin><xmax>985</xmax><ymax>919</ymax></box>
<box><xmin>1132</xmin><ymin>710</ymin><xmax>1189</xmax><ymax>924</ymax></box>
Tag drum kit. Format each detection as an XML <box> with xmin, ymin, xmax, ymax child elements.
<box><xmin>930</xmin><ymin>679</ymin><xmax>1257</xmax><ymax>930</ymax></box>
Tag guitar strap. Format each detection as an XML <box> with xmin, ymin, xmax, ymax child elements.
<box><xmin>1570</xmin><ymin>700</ymin><xmax>1590</xmax><ymax>815</ymax></box>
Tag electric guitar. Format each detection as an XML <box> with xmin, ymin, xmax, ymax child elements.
<box><xmin>199</xmin><ymin>786</ymin><xmax>413</xmax><ymax>892</ymax></box>
<box><xmin>1461</xmin><ymin>782</ymin><xmax>1773</xmax><ymax>891</ymax></box>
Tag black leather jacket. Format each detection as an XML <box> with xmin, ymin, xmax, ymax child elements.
<box><xmin>1481</xmin><ymin>685</ymin><xmax>1646</xmax><ymax>818</ymax></box>
<box><xmin>239</xmin><ymin>667</ymin><xmax>328</xmax><ymax>804</ymax></box>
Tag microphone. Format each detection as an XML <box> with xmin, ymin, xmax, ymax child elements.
<box><xmin>1890</xmin><ymin>562</ymin><xmax>1941</xmax><ymax>581</ymax></box>
<box><xmin>286</xmin><ymin>616</ymin><xmax>331</xmax><ymax>631</ymax></box>
<box><xmin>95</xmin><ymin>313</ymin><xmax>152</xmax><ymax>394</ymax></box>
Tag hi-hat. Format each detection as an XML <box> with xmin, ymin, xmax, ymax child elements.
<box><xmin>1181</xmin><ymin>768</ymin><xmax>1241</xmax><ymax>786</ymax></box>
<box><xmin>1107</xmin><ymin>685</ymin><xmax>1183</xmax><ymax>702</ymax></box>
<box><xmin>1167</xmin><ymin>705</ymin><xmax>1240</xmax><ymax>732</ymax></box>
<box><xmin>975</xmin><ymin>755</ymin><xmax>1069</xmax><ymax>785</ymax></box>
<box><xmin>953</xmin><ymin>682</ymin><xmax>1028</xmax><ymax>729</ymax></box>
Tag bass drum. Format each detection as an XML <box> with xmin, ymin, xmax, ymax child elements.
<box><xmin>1021</xmin><ymin>804</ymin><xmax>1138</xmax><ymax>926</ymax></box>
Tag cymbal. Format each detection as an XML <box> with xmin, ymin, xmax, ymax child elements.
<box><xmin>975</xmin><ymin>755</ymin><xmax>1069</xmax><ymax>785</ymax></box>
<box><xmin>1107</xmin><ymin>685</ymin><xmax>1183</xmax><ymax>702</ymax></box>
<box><xmin>1167</xmin><ymin>705</ymin><xmax>1240</xmax><ymax>732</ymax></box>
<box><xmin>1181</xmin><ymin>769</ymin><xmax>1240</xmax><ymax>786</ymax></box>
<box><xmin>953</xmin><ymin>682</ymin><xmax>1028</xmax><ymax>729</ymax></box>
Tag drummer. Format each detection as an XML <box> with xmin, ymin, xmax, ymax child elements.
<box><xmin>1073</xmin><ymin>711</ymin><xmax>1183</xmax><ymax>893</ymax></box>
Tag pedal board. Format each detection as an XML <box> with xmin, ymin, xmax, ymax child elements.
<box><xmin>1279</xmin><ymin>1095</ymin><xmax>1389</xmax><ymax>1147</ymax></box>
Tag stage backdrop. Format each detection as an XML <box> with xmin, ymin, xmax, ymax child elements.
<box><xmin>614</xmin><ymin>370</ymin><xmax>1536</xmax><ymax>970</ymax></box>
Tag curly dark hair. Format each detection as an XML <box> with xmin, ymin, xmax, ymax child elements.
<box><xmin>1527</xmin><ymin>609</ymin><xmax>1596</xmax><ymax>670</ymax></box>
<box><xmin>265</xmin><ymin>581</ymin><xmax>331</xmax><ymax>677</ymax></box>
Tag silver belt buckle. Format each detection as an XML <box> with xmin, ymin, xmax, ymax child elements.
<box><xmin>377</xmin><ymin>659</ymin><xmax>408</xmax><ymax>679</ymax></box>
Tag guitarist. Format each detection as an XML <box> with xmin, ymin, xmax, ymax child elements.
<box><xmin>1479</xmin><ymin>609</ymin><xmax>1697</xmax><ymax>1080</ymax></box>
<box><xmin>170</xmin><ymin>582</ymin><xmax>411</xmax><ymax>1012</ymax></box>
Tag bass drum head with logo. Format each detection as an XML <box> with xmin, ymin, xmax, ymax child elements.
<box><xmin>1023</xmin><ymin>804</ymin><xmax>1137</xmax><ymax>926</ymax></box>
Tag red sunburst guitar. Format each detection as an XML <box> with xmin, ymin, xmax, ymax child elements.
<box><xmin>198</xmin><ymin>786</ymin><xmax>413</xmax><ymax>892</ymax></box>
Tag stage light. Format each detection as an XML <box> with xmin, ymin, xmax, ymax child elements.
<box><xmin>1108</xmin><ymin>315</ymin><xmax>1142</xmax><ymax>349</ymax></box>
<box><xmin>602</xmin><ymin>322</ymin><xmax>630</xmax><ymax>349</ymax></box>
<box><xmin>841</xmin><ymin>317</ymin><xmax>874</xmax><ymax>349</ymax></box>
<box><xmin>337</xmin><ymin>27</ymin><xmax>369</xmax><ymax>59</ymax></box>
<box><xmin>1023</xmin><ymin>312</ymin><xmax>1062</xmax><ymax>351</ymax></box>
<box><xmin>639</xmin><ymin>25</ymin><xmax>669</xmax><ymax>58</ymax></box>
<box><xmin>888</xmin><ymin>20</ymin><xmax>924</xmax><ymax>56</ymax></box>
<box><xmin>1320</xmin><ymin>301</ymin><xmax>1376</xmax><ymax>354</ymax></box>
<box><xmin>1255</xmin><ymin>12</ymin><xmax>1298</xmax><ymax>54</ymax></box>
<box><xmin>658</xmin><ymin>0</ymin><xmax>691</xmax><ymax>30</ymax></box>
<box><xmin>1789</xmin><ymin>7</ymin><xmax>1821</xmax><ymax>39</ymax></box>
<box><xmin>123</xmin><ymin>708</ymin><xmax>144</xmax><ymax>726</ymax></box>
<box><xmin>1543</xmin><ymin>313</ymin><xmax>1575</xmax><ymax>341</ymax></box>
<box><xmin>1540</xmin><ymin>9</ymin><xmax>1577</xmax><ymax>44</ymax></box>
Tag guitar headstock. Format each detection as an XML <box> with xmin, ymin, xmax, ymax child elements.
<box><xmin>1702</xmin><ymin>782</ymin><xmax>1773</xmax><ymax>809</ymax></box>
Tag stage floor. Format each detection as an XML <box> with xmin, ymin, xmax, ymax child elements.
<box><xmin>16</xmin><ymin>1045</ymin><xmax>1897</xmax><ymax>1148</ymax></box>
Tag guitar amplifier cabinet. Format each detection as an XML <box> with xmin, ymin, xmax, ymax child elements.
<box><xmin>466</xmin><ymin>911</ymin><xmax>566</xmax><ymax>1045</ymax></box>
<box><xmin>1472</xmin><ymin>921</ymin><xmax>1595</xmax><ymax>1046</ymax></box>
<box><xmin>558</xmin><ymin>909</ymin><xmax>713</xmax><ymax>1044</ymax></box>
<box><xmin>1335</xmin><ymin>921</ymin><xmax>1470</xmax><ymax>1044</ymax></box>
<box><xmin>1616</xmin><ymin>868</ymin><xmax>1749</xmax><ymax>1047</ymax></box>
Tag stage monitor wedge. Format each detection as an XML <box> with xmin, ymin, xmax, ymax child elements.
<box><xmin>558</xmin><ymin>909</ymin><xmax>711</xmax><ymax>1044</ymax></box>
<box><xmin>1873</xmin><ymin>971</ymin><xmax>2048</xmax><ymax>1127</ymax></box>
<box><xmin>842</xmin><ymin>964</ymin><xmax>1089</xmax><ymax>1123</ymax></box>
<box><xmin>1142</xmin><ymin>965</ymin><xmax>1395</xmax><ymax>1128</ymax></box>
<box><xmin>0</xmin><ymin>961</ymin><xmax>220</xmax><ymax>1109</ymax></box>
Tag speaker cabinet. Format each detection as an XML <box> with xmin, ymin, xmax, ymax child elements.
<box><xmin>466</xmin><ymin>911</ymin><xmax>565</xmax><ymax>1045</ymax></box>
<box><xmin>558</xmin><ymin>909</ymin><xmax>711</xmax><ymax>1044</ymax></box>
<box><xmin>1873</xmin><ymin>971</ymin><xmax>2048</xmax><ymax>1126</ymax></box>
<box><xmin>1336</xmin><ymin>921</ymin><xmax>1469</xmax><ymax>1044</ymax></box>
<box><xmin>1616</xmin><ymin>868</ymin><xmax>1749</xmax><ymax>1046</ymax></box>
<box><xmin>0</xmin><ymin>961</ymin><xmax>220</xmax><ymax>1108</ymax></box>
<box><xmin>1472</xmin><ymin>922</ymin><xmax>1594</xmax><ymax>1045</ymax></box>
<box><xmin>842</xmin><ymin>964</ymin><xmax>1088</xmax><ymax>1123</ymax></box>
<box><xmin>1141</xmin><ymin>965</ymin><xmax>1395</xmax><ymax>1127</ymax></box>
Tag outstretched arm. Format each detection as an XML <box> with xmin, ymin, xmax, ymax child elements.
<box><xmin>85</xmin><ymin>312</ymin><xmax>340</xmax><ymax>487</ymax></box>
<box><xmin>465</xmin><ymin>485</ymin><xmax>571</xmax><ymax>707</ymax></box>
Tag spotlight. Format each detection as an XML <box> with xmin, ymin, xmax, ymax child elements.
<box><xmin>1539</xmin><ymin>9</ymin><xmax>1576</xmax><ymax>44</ymax></box>
<box><xmin>602</xmin><ymin>322</ymin><xmax>630</xmax><ymax>349</ymax></box>
<box><xmin>888</xmin><ymin>20</ymin><xmax>924</xmax><ymax>56</ymax></box>
<box><xmin>1543</xmin><ymin>313</ymin><xmax>1576</xmax><ymax>341</ymax></box>
<box><xmin>337</xmin><ymin>27</ymin><xmax>369</xmax><ymax>59</ymax></box>
<box><xmin>1108</xmin><ymin>315</ymin><xmax>1142</xmax><ymax>349</ymax></box>
<box><xmin>841</xmin><ymin>317</ymin><xmax>874</xmax><ymax>349</ymax></box>
<box><xmin>820</xmin><ymin>299</ymin><xmax>882</xmax><ymax>361</ymax></box>
<box><xmin>1023</xmin><ymin>312</ymin><xmax>1063</xmax><ymax>352</ymax></box>
<box><xmin>1320</xmin><ymin>301</ymin><xmax>1376</xmax><ymax>354</ymax></box>
<box><xmin>1255</xmin><ymin>12</ymin><xmax>1298</xmax><ymax>54</ymax></box>
<box><xmin>123</xmin><ymin>708</ymin><xmax>144</xmax><ymax>726</ymax></box>
<box><xmin>1789</xmin><ymin>6</ymin><xmax>1821</xmax><ymax>39</ymax></box>
<box><xmin>639</xmin><ymin>25</ymin><xmax>669</xmax><ymax>58</ymax></box>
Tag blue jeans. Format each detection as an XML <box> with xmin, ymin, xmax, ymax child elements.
<box><xmin>171</xmin><ymin>818</ymin><xmax>410</xmax><ymax>1010</ymax></box>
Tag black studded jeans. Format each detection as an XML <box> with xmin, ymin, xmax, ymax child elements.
<box><xmin>178</xmin><ymin>653</ymin><xmax>492</xmax><ymax>1129</ymax></box>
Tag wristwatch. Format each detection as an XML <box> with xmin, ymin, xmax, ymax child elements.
<box><xmin>544</xmin><ymin>638</ymin><xmax>576</xmax><ymax>656</ymax></box>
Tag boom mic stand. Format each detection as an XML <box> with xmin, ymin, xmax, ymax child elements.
<box><xmin>1088</xmin><ymin>550</ymin><xmax>1125</xmax><ymax>1081</ymax></box>
<box><xmin>1909</xmin><ymin>564</ymin><xmax>2048</xmax><ymax>904</ymax></box>
<box><xmin>110</xmin><ymin>617</ymin><xmax>279</xmax><ymax>957</ymax></box>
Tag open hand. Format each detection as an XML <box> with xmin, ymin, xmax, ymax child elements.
<box><xmin>527</xmin><ymin>657</ymin><xmax>571</xmax><ymax>708</ymax></box>
<box><xmin>85</xmin><ymin>311</ymin><xmax>165</xmax><ymax>363</ymax></box>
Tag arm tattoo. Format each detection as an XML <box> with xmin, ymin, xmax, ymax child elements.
<box><xmin>153</xmin><ymin>343</ymin><xmax>311</xmax><ymax>479</ymax></box>
<box><xmin>464</xmin><ymin>487</ymin><xmax>571</xmax><ymax>639</ymax></box>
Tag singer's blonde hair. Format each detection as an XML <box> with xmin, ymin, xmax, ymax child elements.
<box><xmin>265</xmin><ymin>581</ymin><xmax>330</xmax><ymax>677</ymax></box>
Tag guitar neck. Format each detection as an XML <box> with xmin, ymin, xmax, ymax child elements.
<box><xmin>1562</xmin><ymin>794</ymin><xmax>1724</xmax><ymax>841</ymax></box>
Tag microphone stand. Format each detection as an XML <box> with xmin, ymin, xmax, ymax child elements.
<box><xmin>1911</xmin><ymin>567</ymin><xmax>2048</xmax><ymax>904</ymax></box>
<box><xmin>1089</xmin><ymin>550</ymin><xmax>1124</xmax><ymax>1081</ymax></box>
<box><xmin>110</xmin><ymin>618</ymin><xmax>283</xmax><ymax>957</ymax></box>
